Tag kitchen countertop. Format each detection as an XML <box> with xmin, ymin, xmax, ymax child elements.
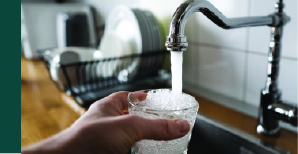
<box><xmin>21</xmin><ymin>57</ymin><xmax>82</xmax><ymax>147</ymax></box>
<box><xmin>21</xmin><ymin>57</ymin><xmax>297</xmax><ymax>153</ymax></box>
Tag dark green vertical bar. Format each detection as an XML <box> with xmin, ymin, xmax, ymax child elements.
<box><xmin>0</xmin><ymin>0</ymin><xmax>20</xmax><ymax>153</ymax></box>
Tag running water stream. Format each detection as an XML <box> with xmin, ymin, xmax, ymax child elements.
<box><xmin>170</xmin><ymin>51</ymin><xmax>183</xmax><ymax>94</ymax></box>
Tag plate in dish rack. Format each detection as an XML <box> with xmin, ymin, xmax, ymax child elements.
<box><xmin>99</xmin><ymin>6</ymin><xmax>142</xmax><ymax>80</ymax></box>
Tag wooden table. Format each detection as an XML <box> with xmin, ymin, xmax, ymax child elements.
<box><xmin>21</xmin><ymin>57</ymin><xmax>297</xmax><ymax>153</ymax></box>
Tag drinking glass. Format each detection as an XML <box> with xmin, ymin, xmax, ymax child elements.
<box><xmin>127</xmin><ymin>89</ymin><xmax>199</xmax><ymax>154</ymax></box>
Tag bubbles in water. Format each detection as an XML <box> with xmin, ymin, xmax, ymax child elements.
<box><xmin>129</xmin><ymin>89</ymin><xmax>199</xmax><ymax>154</ymax></box>
<box><xmin>137</xmin><ymin>89</ymin><xmax>197</xmax><ymax>111</ymax></box>
<box><xmin>133</xmin><ymin>134</ymin><xmax>190</xmax><ymax>154</ymax></box>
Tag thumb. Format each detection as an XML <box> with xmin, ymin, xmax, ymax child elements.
<box><xmin>123</xmin><ymin>115</ymin><xmax>190</xmax><ymax>141</ymax></box>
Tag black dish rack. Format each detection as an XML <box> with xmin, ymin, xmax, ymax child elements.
<box><xmin>43</xmin><ymin>51</ymin><xmax>170</xmax><ymax>108</ymax></box>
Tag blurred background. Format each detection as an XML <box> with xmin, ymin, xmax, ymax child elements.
<box><xmin>21</xmin><ymin>0</ymin><xmax>297</xmax><ymax>133</ymax></box>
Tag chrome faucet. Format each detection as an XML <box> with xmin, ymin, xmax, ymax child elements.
<box><xmin>165</xmin><ymin>0</ymin><xmax>297</xmax><ymax>136</ymax></box>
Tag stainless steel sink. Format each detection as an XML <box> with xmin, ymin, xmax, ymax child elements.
<box><xmin>188</xmin><ymin>114</ymin><xmax>290</xmax><ymax>154</ymax></box>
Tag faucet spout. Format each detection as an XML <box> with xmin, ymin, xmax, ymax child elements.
<box><xmin>165</xmin><ymin>0</ymin><xmax>296</xmax><ymax>137</ymax></box>
<box><xmin>165</xmin><ymin>0</ymin><xmax>289</xmax><ymax>52</ymax></box>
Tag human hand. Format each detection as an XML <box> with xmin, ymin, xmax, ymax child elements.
<box><xmin>22</xmin><ymin>91</ymin><xmax>190</xmax><ymax>154</ymax></box>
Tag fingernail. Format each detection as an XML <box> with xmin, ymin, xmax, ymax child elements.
<box><xmin>130</xmin><ymin>92</ymin><xmax>147</xmax><ymax>102</ymax></box>
<box><xmin>176</xmin><ymin>120</ymin><xmax>189</xmax><ymax>132</ymax></box>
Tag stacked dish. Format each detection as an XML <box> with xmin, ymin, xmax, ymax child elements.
<box><xmin>99</xmin><ymin>6</ymin><xmax>163</xmax><ymax>81</ymax></box>
<box><xmin>131</xmin><ymin>8</ymin><xmax>163</xmax><ymax>54</ymax></box>
<box><xmin>131</xmin><ymin>8</ymin><xmax>163</xmax><ymax>80</ymax></box>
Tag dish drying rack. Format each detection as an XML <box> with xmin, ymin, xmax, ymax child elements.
<box><xmin>43</xmin><ymin>51</ymin><xmax>170</xmax><ymax>107</ymax></box>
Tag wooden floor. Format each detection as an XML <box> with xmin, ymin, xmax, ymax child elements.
<box><xmin>21</xmin><ymin>57</ymin><xmax>297</xmax><ymax>153</ymax></box>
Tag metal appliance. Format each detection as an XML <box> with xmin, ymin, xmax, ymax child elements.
<box><xmin>22</xmin><ymin>3</ymin><xmax>97</xmax><ymax>59</ymax></box>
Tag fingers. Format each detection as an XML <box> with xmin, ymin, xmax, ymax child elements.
<box><xmin>109</xmin><ymin>91</ymin><xmax>147</xmax><ymax>111</ymax></box>
<box><xmin>90</xmin><ymin>91</ymin><xmax>129</xmax><ymax>111</ymax></box>
<box><xmin>92</xmin><ymin>91</ymin><xmax>147</xmax><ymax>111</ymax></box>
<box><xmin>108</xmin><ymin>91</ymin><xmax>130</xmax><ymax>110</ymax></box>
<box><xmin>122</xmin><ymin>115</ymin><xmax>190</xmax><ymax>141</ymax></box>
<box><xmin>128</xmin><ymin>92</ymin><xmax>148</xmax><ymax>102</ymax></box>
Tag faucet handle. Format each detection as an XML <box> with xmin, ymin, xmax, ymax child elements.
<box><xmin>269</xmin><ymin>101</ymin><xmax>298</xmax><ymax>127</ymax></box>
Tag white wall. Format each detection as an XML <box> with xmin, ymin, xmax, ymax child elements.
<box><xmin>76</xmin><ymin>0</ymin><xmax>184</xmax><ymax>41</ymax></box>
